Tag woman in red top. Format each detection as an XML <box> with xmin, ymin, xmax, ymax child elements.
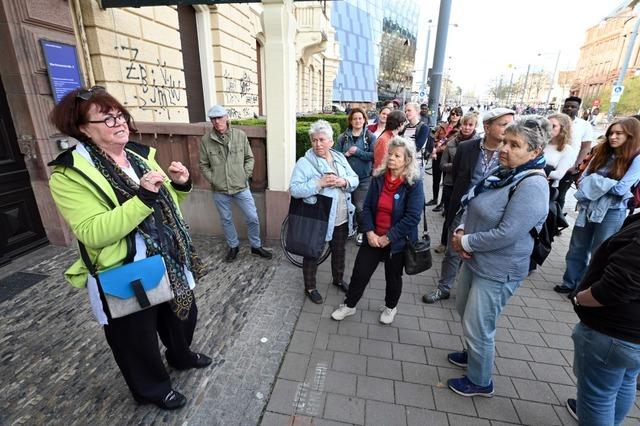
<box><xmin>428</xmin><ymin>106</ymin><xmax>462</xmax><ymax>210</ymax></box>
<box><xmin>331</xmin><ymin>136</ymin><xmax>424</xmax><ymax>325</ymax></box>
<box><xmin>373</xmin><ymin>110</ymin><xmax>407</xmax><ymax>170</ymax></box>
<box><xmin>368</xmin><ymin>106</ymin><xmax>392</xmax><ymax>139</ymax></box>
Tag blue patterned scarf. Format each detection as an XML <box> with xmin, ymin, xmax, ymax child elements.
<box><xmin>460</xmin><ymin>154</ymin><xmax>546</xmax><ymax>208</ymax></box>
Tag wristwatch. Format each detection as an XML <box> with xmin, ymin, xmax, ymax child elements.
<box><xmin>572</xmin><ymin>294</ymin><xmax>580</xmax><ymax>306</ymax></box>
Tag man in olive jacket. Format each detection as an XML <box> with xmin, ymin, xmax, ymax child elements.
<box><xmin>199</xmin><ymin>105</ymin><xmax>272</xmax><ymax>262</ymax></box>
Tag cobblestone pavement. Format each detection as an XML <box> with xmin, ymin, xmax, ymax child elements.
<box><xmin>261</xmin><ymin>178</ymin><xmax>640</xmax><ymax>426</ymax></box>
<box><xmin>1</xmin><ymin>235</ymin><xmax>303</xmax><ymax>426</ymax></box>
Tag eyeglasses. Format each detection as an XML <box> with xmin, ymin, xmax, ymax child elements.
<box><xmin>449</xmin><ymin>112</ymin><xmax>460</xmax><ymax>116</ymax></box>
<box><xmin>87</xmin><ymin>112</ymin><xmax>129</xmax><ymax>128</ymax></box>
<box><xmin>76</xmin><ymin>86</ymin><xmax>106</xmax><ymax>100</ymax></box>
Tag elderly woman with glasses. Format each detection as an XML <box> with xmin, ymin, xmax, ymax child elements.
<box><xmin>289</xmin><ymin>120</ymin><xmax>359</xmax><ymax>304</ymax></box>
<box><xmin>446</xmin><ymin>116</ymin><xmax>550</xmax><ymax>397</ymax></box>
<box><xmin>48</xmin><ymin>87</ymin><xmax>211</xmax><ymax>410</ymax></box>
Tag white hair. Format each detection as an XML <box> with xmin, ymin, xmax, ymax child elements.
<box><xmin>373</xmin><ymin>136</ymin><xmax>421</xmax><ymax>185</ymax></box>
<box><xmin>308</xmin><ymin>120</ymin><xmax>334</xmax><ymax>140</ymax></box>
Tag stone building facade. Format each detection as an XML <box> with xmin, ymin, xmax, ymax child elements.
<box><xmin>572</xmin><ymin>1</ymin><xmax>640</xmax><ymax>101</ymax></box>
<box><xmin>0</xmin><ymin>0</ymin><xmax>338</xmax><ymax>258</ymax></box>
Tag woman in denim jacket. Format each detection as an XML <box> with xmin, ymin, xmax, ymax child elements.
<box><xmin>555</xmin><ymin>117</ymin><xmax>640</xmax><ymax>294</ymax></box>
<box><xmin>290</xmin><ymin>120</ymin><xmax>359</xmax><ymax>304</ymax></box>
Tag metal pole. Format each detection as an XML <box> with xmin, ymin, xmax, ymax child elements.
<box><xmin>519</xmin><ymin>64</ymin><xmax>531</xmax><ymax>105</ymax></box>
<box><xmin>544</xmin><ymin>51</ymin><xmax>561</xmax><ymax>108</ymax></box>
<box><xmin>507</xmin><ymin>70</ymin><xmax>514</xmax><ymax>106</ymax></box>
<box><xmin>608</xmin><ymin>13</ymin><xmax>640</xmax><ymax>120</ymax></box>
<box><xmin>421</xmin><ymin>22</ymin><xmax>432</xmax><ymax>90</ymax></box>
<box><xmin>427</xmin><ymin>0</ymin><xmax>452</xmax><ymax>127</ymax></box>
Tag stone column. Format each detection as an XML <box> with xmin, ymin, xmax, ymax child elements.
<box><xmin>261</xmin><ymin>0</ymin><xmax>296</xmax><ymax>238</ymax></box>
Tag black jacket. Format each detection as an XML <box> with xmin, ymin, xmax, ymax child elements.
<box><xmin>445</xmin><ymin>136</ymin><xmax>482</xmax><ymax>222</ymax></box>
<box><xmin>574</xmin><ymin>212</ymin><xmax>640</xmax><ymax>344</ymax></box>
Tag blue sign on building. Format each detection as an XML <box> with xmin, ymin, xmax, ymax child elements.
<box><xmin>40</xmin><ymin>40</ymin><xmax>83</xmax><ymax>104</ymax></box>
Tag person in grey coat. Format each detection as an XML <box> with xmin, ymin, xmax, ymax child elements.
<box><xmin>446</xmin><ymin>116</ymin><xmax>550</xmax><ymax>398</ymax></box>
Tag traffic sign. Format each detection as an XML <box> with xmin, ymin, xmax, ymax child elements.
<box><xmin>611</xmin><ymin>85</ymin><xmax>625</xmax><ymax>103</ymax></box>
<box><xmin>419</xmin><ymin>90</ymin><xmax>426</xmax><ymax>98</ymax></box>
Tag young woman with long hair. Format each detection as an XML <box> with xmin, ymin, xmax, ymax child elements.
<box><xmin>556</xmin><ymin>117</ymin><xmax>640</xmax><ymax>294</ymax></box>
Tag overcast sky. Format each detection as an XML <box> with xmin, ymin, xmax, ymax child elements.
<box><xmin>413</xmin><ymin>0</ymin><xmax>620</xmax><ymax>97</ymax></box>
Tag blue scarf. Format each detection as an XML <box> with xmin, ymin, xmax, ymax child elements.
<box><xmin>460</xmin><ymin>154</ymin><xmax>546</xmax><ymax>208</ymax></box>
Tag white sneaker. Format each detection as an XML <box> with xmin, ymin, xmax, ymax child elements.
<box><xmin>331</xmin><ymin>304</ymin><xmax>356</xmax><ymax>321</ymax></box>
<box><xmin>379</xmin><ymin>306</ymin><xmax>398</xmax><ymax>324</ymax></box>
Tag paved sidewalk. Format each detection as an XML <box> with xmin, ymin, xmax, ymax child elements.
<box><xmin>261</xmin><ymin>181</ymin><xmax>640</xmax><ymax>426</ymax></box>
<box><xmin>0</xmin><ymin>235</ymin><xmax>303</xmax><ymax>426</ymax></box>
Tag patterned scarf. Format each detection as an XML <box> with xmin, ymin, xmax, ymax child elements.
<box><xmin>84</xmin><ymin>142</ymin><xmax>206</xmax><ymax>320</ymax></box>
<box><xmin>461</xmin><ymin>154</ymin><xmax>546</xmax><ymax>209</ymax></box>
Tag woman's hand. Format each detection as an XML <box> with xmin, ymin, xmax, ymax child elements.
<box><xmin>140</xmin><ymin>171</ymin><xmax>166</xmax><ymax>193</ymax></box>
<box><xmin>167</xmin><ymin>161</ymin><xmax>189</xmax><ymax>184</ymax></box>
<box><xmin>319</xmin><ymin>173</ymin><xmax>337</xmax><ymax>188</ymax></box>
<box><xmin>451</xmin><ymin>230</ymin><xmax>472</xmax><ymax>259</ymax></box>
<box><xmin>346</xmin><ymin>146</ymin><xmax>358</xmax><ymax>157</ymax></box>
<box><xmin>379</xmin><ymin>235</ymin><xmax>390</xmax><ymax>248</ymax></box>
<box><xmin>367</xmin><ymin>231</ymin><xmax>381</xmax><ymax>247</ymax></box>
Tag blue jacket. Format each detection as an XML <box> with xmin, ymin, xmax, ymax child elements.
<box><xmin>575</xmin><ymin>174</ymin><xmax>619</xmax><ymax>226</ymax></box>
<box><xmin>337</xmin><ymin>129</ymin><xmax>377</xmax><ymax>180</ymax></box>
<box><xmin>289</xmin><ymin>149</ymin><xmax>359</xmax><ymax>240</ymax></box>
<box><xmin>361</xmin><ymin>173</ymin><xmax>425</xmax><ymax>254</ymax></box>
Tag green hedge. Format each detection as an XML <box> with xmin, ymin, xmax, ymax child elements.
<box><xmin>296</xmin><ymin>114</ymin><xmax>348</xmax><ymax>134</ymax></box>
<box><xmin>231</xmin><ymin>116</ymin><xmax>345</xmax><ymax>160</ymax></box>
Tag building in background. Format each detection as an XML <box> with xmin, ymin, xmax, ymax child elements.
<box><xmin>330</xmin><ymin>0</ymin><xmax>419</xmax><ymax>107</ymax></box>
<box><xmin>572</xmin><ymin>0</ymin><xmax>640</xmax><ymax>104</ymax></box>
<box><xmin>0</xmin><ymin>0</ymin><xmax>337</xmax><ymax>256</ymax></box>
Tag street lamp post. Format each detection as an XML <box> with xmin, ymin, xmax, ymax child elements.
<box><xmin>544</xmin><ymin>51</ymin><xmax>561</xmax><ymax>110</ymax></box>
<box><xmin>420</xmin><ymin>19</ymin><xmax>433</xmax><ymax>93</ymax></box>
<box><xmin>608</xmin><ymin>9</ymin><xmax>640</xmax><ymax>120</ymax></box>
<box><xmin>427</xmin><ymin>0</ymin><xmax>454</xmax><ymax>127</ymax></box>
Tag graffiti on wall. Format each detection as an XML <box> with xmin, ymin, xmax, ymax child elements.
<box><xmin>223</xmin><ymin>69</ymin><xmax>259</xmax><ymax>118</ymax></box>
<box><xmin>118</xmin><ymin>46</ymin><xmax>182</xmax><ymax>119</ymax></box>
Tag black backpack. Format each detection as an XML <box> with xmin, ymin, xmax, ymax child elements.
<box><xmin>509</xmin><ymin>173</ymin><xmax>569</xmax><ymax>266</ymax></box>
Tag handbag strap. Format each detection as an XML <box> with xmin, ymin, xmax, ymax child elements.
<box><xmin>422</xmin><ymin>201</ymin><xmax>429</xmax><ymax>239</ymax></box>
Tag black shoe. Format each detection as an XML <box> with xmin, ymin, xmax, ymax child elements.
<box><xmin>306</xmin><ymin>289</ymin><xmax>323</xmax><ymax>304</ymax></box>
<box><xmin>566</xmin><ymin>398</ymin><xmax>578</xmax><ymax>421</ymax></box>
<box><xmin>425</xmin><ymin>199</ymin><xmax>437</xmax><ymax>206</ymax></box>
<box><xmin>333</xmin><ymin>280</ymin><xmax>349</xmax><ymax>293</ymax></box>
<box><xmin>432</xmin><ymin>204</ymin><xmax>444</xmax><ymax>212</ymax></box>
<box><xmin>423</xmin><ymin>288</ymin><xmax>450</xmax><ymax>304</ymax></box>
<box><xmin>156</xmin><ymin>390</ymin><xmax>187</xmax><ymax>410</ymax></box>
<box><xmin>554</xmin><ymin>285</ymin><xmax>573</xmax><ymax>293</ymax></box>
<box><xmin>224</xmin><ymin>246</ymin><xmax>239</xmax><ymax>262</ymax></box>
<box><xmin>251</xmin><ymin>246</ymin><xmax>273</xmax><ymax>259</ymax></box>
<box><xmin>136</xmin><ymin>390</ymin><xmax>187</xmax><ymax>410</ymax></box>
<box><xmin>166</xmin><ymin>351</ymin><xmax>213</xmax><ymax>370</ymax></box>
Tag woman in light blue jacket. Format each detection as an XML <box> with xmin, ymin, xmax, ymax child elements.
<box><xmin>290</xmin><ymin>120</ymin><xmax>359</xmax><ymax>304</ymax></box>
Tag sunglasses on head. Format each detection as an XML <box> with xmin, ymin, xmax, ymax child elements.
<box><xmin>76</xmin><ymin>86</ymin><xmax>106</xmax><ymax>101</ymax></box>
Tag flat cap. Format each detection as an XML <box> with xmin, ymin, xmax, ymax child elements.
<box><xmin>483</xmin><ymin>107</ymin><xmax>515</xmax><ymax>123</ymax></box>
<box><xmin>207</xmin><ymin>105</ymin><xmax>228</xmax><ymax>118</ymax></box>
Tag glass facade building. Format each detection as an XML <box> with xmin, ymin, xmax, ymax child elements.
<box><xmin>331</xmin><ymin>0</ymin><xmax>419</xmax><ymax>103</ymax></box>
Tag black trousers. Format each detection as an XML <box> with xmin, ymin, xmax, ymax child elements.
<box><xmin>345</xmin><ymin>243</ymin><xmax>404</xmax><ymax>309</ymax></box>
<box><xmin>303</xmin><ymin>222</ymin><xmax>348</xmax><ymax>290</ymax></box>
<box><xmin>556</xmin><ymin>171</ymin><xmax>576</xmax><ymax>211</ymax></box>
<box><xmin>103</xmin><ymin>296</ymin><xmax>198</xmax><ymax>402</ymax></box>
<box><xmin>431</xmin><ymin>155</ymin><xmax>443</xmax><ymax>202</ymax></box>
<box><xmin>439</xmin><ymin>185</ymin><xmax>454</xmax><ymax>246</ymax></box>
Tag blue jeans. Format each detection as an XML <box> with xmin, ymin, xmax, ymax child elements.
<box><xmin>572</xmin><ymin>322</ymin><xmax>640</xmax><ymax>425</ymax></box>
<box><xmin>213</xmin><ymin>188</ymin><xmax>261</xmax><ymax>248</ymax></box>
<box><xmin>455</xmin><ymin>264</ymin><xmax>522</xmax><ymax>387</ymax></box>
<box><xmin>562</xmin><ymin>208</ymin><xmax>626</xmax><ymax>290</ymax></box>
<box><xmin>437</xmin><ymin>214</ymin><xmax>462</xmax><ymax>293</ymax></box>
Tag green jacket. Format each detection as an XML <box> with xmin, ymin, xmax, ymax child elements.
<box><xmin>199</xmin><ymin>127</ymin><xmax>254</xmax><ymax>194</ymax></box>
<box><xmin>48</xmin><ymin>142</ymin><xmax>190</xmax><ymax>288</ymax></box>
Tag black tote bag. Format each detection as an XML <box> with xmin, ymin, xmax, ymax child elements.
<box><xmin>285</xmin><ymin>194</ymin><xmax>333</xmax><ymax>259</ymax></box>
